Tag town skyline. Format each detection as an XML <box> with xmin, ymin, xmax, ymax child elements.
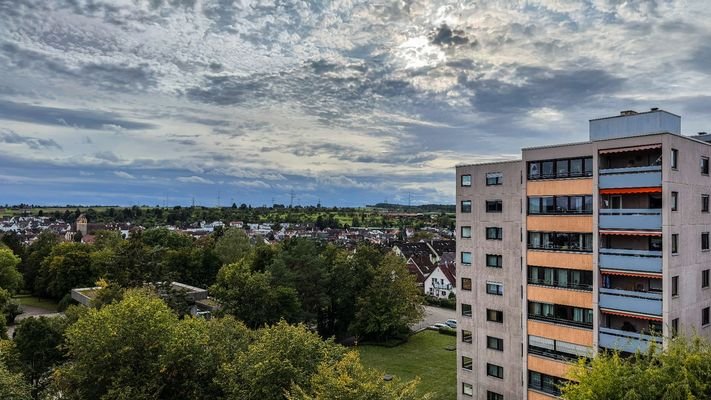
<box><xmin>3</xmin><ymin>1</ymin><xmax>711</xmax><ymax>207</ymax></box>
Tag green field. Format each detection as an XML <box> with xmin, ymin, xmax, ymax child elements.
<box><xmin>12</xmin><ymin>295</ymin><xmax>60</xmax><ymax>312</ymax></box>
<box><xmin>358</xmin><ymin>330</ymin><xmax>456</xmax><ymax>400</ymax></box>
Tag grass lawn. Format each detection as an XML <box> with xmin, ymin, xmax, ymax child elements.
<box><xmin>12</xmin><ymin>295</ymin><xmax>60</xmax><ymax>312</ymax></box>
<box><xmin>358</xmin><ymin>330</ymin><xmax>456</xmax><ymax>400</ymax></box>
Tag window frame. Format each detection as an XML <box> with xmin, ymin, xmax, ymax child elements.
<box><xmin>702</xmin><ymin>156</ymin><xmax>709</xmax><ymax>175</ymax></box>
<box><xmin>486</xmin><ymin>227</ymin><xmax>503</xmax><ymax>240</ymax></box>
<box><xmin>486</xmin><ymin>172</ymin><xmax>503</xmax><ymax>186</ymax></box>
<box><xmin>487</xmin><ymin>336</ymin><xmax>504</xmax><ymax>351</ymax></box>
<box><xmin>461</xmin><ymin>303</ymin><xmax>473</xmax><ymax>317</ymax></box>
<box><xmin>461</xmin><ymin>277</ymin><xmax>472</xmax><ymax>291</ymax></box>
<box><xmin>462</xmin><ymin>330</ymin><xmax>473</xmax><ymax>343</ymax></box>
<box><xmin>672</xmin><ymin>276</ymin><xmax>679</xmax><ymax>297</ymax></box>
<box><xmin>486</xmin><ymin>363</ymin><xmax>504</xmax><ymax>379</ymax></box>
<box><xmin>486</xmin><ymin>391</ymin><xmax>503</xmax><ymax>400</ymax></box>
<box><xmin>462</xmin><ymin>383</ymin><xmax>473</xmax><ymax>397</ymax></box>
<box><xmin>671</xmin><ymin>191</ymin><xmax>678</xmax><ymax>211</ymax></box>
<box><xmin>486</xmin><ymin>309</ymin><xmax>503</xmax><ymax>323</ymax></box>
<box><xmin>703</xmin><ymin>307</ymin><xmax>710</xmax><ymax>326</ymax></box>
<box><xmin>527</xmin><ymin>156</ymin><xmax>593</xmax><ymax>180</ymax></box>
<box><xmin>672</xmin><ymin>233</ymin><xmax>679</xmax><ymax>254</ymax></box>
<box><xmin>486</xmin><ymin>254</ymin><xmax>503</xmax><ymax>268</ymax></box>
<box><xmin>486</xmin><ymin>200</ymin><xmax>503</xmax><ymax>213</ymax></box>
<box><xmin>461</xmin><ymin>252</ymin><xmax>472</xmax><ymax>266</ymax></box>
<box><xmin>461</xmin><ymin>174</ymin><xmax>472</xmax><ymax>187</ymax></box>
<box><xmin>703</xmin><ymin>232</ymin><xmax>709</xmax><ymax>251</ymax></box>
<box><xmin>462</xmin><ymin>356</ymin><xmax>473</xmax><ymax>371</ymax></box>
<box><xmin>461</xmin><ymin>226</ymin><xmax>472</xmax><ymax>239</ymax></box>
<box><xmin>486</xmin><ymin>281</ymin><xmax>504</xmax><ymax>296</ymax></box>
<box><xmin>703</xmin><ymin>269</ymin><xmax>710</xmax><ymax>289</ymax></box>
<box><xmin>703</xmin><ymin>195</ymin><xmax>710</xmax><ymax>213</ymax></box>
<box><xmin>671</xmin><ymin>148</ymin><xmax>678</xmax><ymax>169</ymax></box>
<box><xmin>461</xmin><ymin>200</ymin><xmax>472</xmax><ymax>213</ymax></box>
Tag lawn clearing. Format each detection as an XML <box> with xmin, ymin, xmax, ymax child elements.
<box><xmin>357</xmin><ymin>330</ymin><xmax>456</xmax><ymax>400</ymax></box>
<box><xmin>12</xmin><ymin>295</ymin><xmax>60</xmax><ymax>312</ymax></box>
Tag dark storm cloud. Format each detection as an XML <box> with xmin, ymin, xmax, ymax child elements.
<box><xmin>0</xmin><ymin>100</ymin><xmax>156</xmax><ymax>130</ymax></box>
<box><xmin>429</xmin><ymin>24</ymin><xmax>472</xmax><ymax>47</ymax></box>
<box><xmin>0</xmin><ymin>128</ymin><xmax>62</xmax><ymax>150</ymax></box>
<box><xmin>463</xmin><ymin>67</ymin><xmax>625</xmax><ymax>113</ymax></box>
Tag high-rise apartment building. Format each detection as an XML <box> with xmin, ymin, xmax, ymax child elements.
<box><xmin>456</xmin><ymin>109</ymin><xmax>711</xmax><ymax>400</ymax></box>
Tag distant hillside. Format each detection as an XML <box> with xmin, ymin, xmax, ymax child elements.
<box><xmin>367</xmin><ymin>203</ymin><xmax>455</xmax><ymax>213</ymax></box>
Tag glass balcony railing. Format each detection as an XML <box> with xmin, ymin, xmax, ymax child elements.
<box><xmin>599</xmin><ymin>209</ymin><xmax>662</xmax><ymax>230</ymax></box>
<box><xmin>599</xmin><ymin>288</ymin><xmax>662</xmax><ymax>317</ymax></box>
<box><xmin>599</xmin><ymin>166</ymin><xmax>662</xmax><ymax>189</ymax></box>
<box><xmin>598</xmin><ymin>327</ymin><xmax>663</xmax><ymax>353</ymax></box>
<box><xmin>599</xmin><ymin>249</ymin><xmax>662</xmax><ymax>274</ymax></box>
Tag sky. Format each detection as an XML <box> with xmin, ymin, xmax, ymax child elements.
<box><xmin>1</xmin><ymin>0</ymin><xmax>711</xmax><ymax>207</ymax></box>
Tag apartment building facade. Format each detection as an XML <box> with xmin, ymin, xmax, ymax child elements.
<box><xmin>456</xmin><ymin>109</ymin><xmax>711</xmax><ymax>400</ymax></box>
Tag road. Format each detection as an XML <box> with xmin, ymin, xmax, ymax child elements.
<box><xmin>412</xmin><ymin>305</ymin><xmax>456</xmax><ymax>332</ymax></box>
<box><xmin>6</xmin><ymin>305</ymin><xmax>62</xmax><ymax>338</ymax></box>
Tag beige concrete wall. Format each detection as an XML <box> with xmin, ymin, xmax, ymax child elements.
<box><xmin>528</xmin><ymin>285</ymin><xmax>593</xmax><ymax>308</ymax></box>
<box><xmin>527</xmin><ymin>215</ymin><xmax>593</xmax><ymax>232</ymax></box>
<box><xmin>456</xmin><ymin>160</ymin><xmax>524</xmax><ymax>400</ymax></box>
<box><xmin>527</xmin><ymin>320</ymin><xmax>594</xmax><ymax>347</ymax></box>
<box><xmin>527</xmin><ymin>251</ymin><xmax>593</xmax><ymax>271</ymax></box>
<box><xmin>527</xmin><ymin>355</ymin><xmax>571</xmax><ymax>379</ymax></box>
<box><xmin>527</xmin><ymin>179</ymin><xmax>593</xmax><ymax>196</ymax></box>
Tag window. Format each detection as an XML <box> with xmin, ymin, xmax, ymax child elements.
<box><xmin>702</xmin><ymin>157</ymin><xmax>709</xmax><ymax>175</ymax></box>
<box><xmin>672</xmin><ymin>234</ymin><xmax>679</xmax><ymax>254</ymax></box>
<box><xmin>461</xmin><ymin>174</ymin><xmax>472</xmax><ymax>187</ymax></box>
<box><xmin>528</xmin><ymin>157</ymin><xmax>593</xmax><ymax>180</ymax></box>
<box><xmin>528</xmin><ymin>266</ymin><xmax>593</xmax><ymax>291</ymax></box>
<box><xmin>486</xmin><ymin>309</ymin><xmax>503</xmax><ymax>323</ymax></box>
<box><xmin>461</xmin><ymin>278</ymin><xmax>472</xmax><ymax>291</ymax></box>
<box><xmin>527</xmin><ymin>232</ymin><xmax>593</xmax><ymax>252</ymax></box>
<box><xmin>462</xmin><ymin>330</ymin><xmax>473</xmax><ymax>343</ymax></box>
<box><xmin>703</xmin><ymin>233</ymin><xmax>709</xmax><ymax>251</ymax></box>
<box><xmin>462</xmin><ymin>356</ymin><xmax>473</xmax><ymax>370</ymax></box>
<box><xmin>671</xmin><ymin>191</ymin><xmax>678</xmax><ymax>211</ymax></box>
<box><xmin>486</xmin><ymin>363</ymin><xmax>504</xmax><ymax>379</ymax></box>
<box><xmin>672</xmin><ymin>276</ymin><xmax>679</xmax><ymax>297</ymax></box>
<box><xmin>486</xmin><ymin>172</ymin><xmax>503</xmax><ymax>186</ymax></box>
<box><xmin>487</xmin><ymin>336</ymin><xmax>504</xmax><ymax>351</ymax></box>
<box><xmin>461</xmin><ymin>200</ymin><xmax>472</xmax><ymax>213</ymax></box>
<box><xmin>486</xmin><ymin>254</ymin><xmax>503</xmax><ymax>268</ymax></box>
<box><xmin>486</xmin><ymin>282</ymin><xmax>503</xmax><ymax>296</ymax></box>
<box><xmin>528</xmin><ymin>335</ymin><xmax>592</xmax><ymax>361</ymax></box>
<box><xmin>528</xmin><ymin>370</ymin><xmax>567</xmax><ymax>397</ymax></box>
<box><xmin>462</xmin><ymin>304</ymin><xmax>472</xmax><ymax>317</ymax></box>
<box><xmin>671</xmin><ymin>148</ymin><xmax>678</xmax><ymax>169</ymax></box>
<box><xmin>703</xmin><ymin>195</ymin><xmax>709</xmax><ymax>213</ymax></box>
<box><xmin>487</xmin><ymin>392</ymin><xmax>503</xmax><ymax>400</ymax></box>
<box><xmin>703</xmin><ymin>307</ymin><xmax>710</xmax><ymax>326</ymax></box>
<box><xmin>528</xmin><ymin>196</ymin><xmax>593</xmax><ymax>215</ymax></box>
<box><xmin>528</xmin><ymin>301</ymin><xmax>593</xmax><ymax>328</ymax></box>
<box><xmin>461</xmin><ymin>252</ymin><xmax>472</xmax><ymax>266</ymax></box>
<box><xmin>462</xmin><ymin>383</ymin><xmax>473</xmax><ymax>396</ymax></box>
<box><xmin>672</xmin><ymin>318</ymin><xmax>679</xmax><ymax>337</ymax></box>
<box><xmin>486</xmin><ymin>200</ymin><xmax>503</xmax><ymax>213</ymax></box>
<box><xmin>461</xmin><ymin>226</ymin><xmax>472</xmax><ymax>239</ymax></box>
<box><xmin>703</xmin><ymin>270</ymin><xmax>710</xmax><ymax>289</ymax></box>
<box><xmin>486</xmin><ymin>227</ymin><xmax>502</xmax><ymax>240</ymax></box>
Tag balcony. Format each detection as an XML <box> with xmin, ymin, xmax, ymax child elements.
<box><xmin>599</xmin><ymin>209</ymin><xmax>662</xmax><ymax>231</ymax></box>
<box><xmin>599</xmin><ymin>249</ymin><xmax>662</xmax><ymax>274</ymax></box>
<box><xmin>598</xmin><ymin>166</ymin><xmax>662</xmax><ymax>189</ymax></box>
<box><xmin>599</xmin><ymin>327</ymin><xmax>663</xmax><ymax>354</ymax></box>
<box><xmin>599</xmin><ymin>288</ymin><xmax>662</xmax><ymax>317</ymax></box>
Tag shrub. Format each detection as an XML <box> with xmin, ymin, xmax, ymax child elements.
<box><xmin>438</xmin><ymin>327</ymin><xmax>456</xmax><ymax>336</ymax></box>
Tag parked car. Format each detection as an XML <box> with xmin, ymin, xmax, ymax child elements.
<box><xmin>445</xmin><ymin>319</ymin><xmax>457</xmax><ymax>328</ymax></box>
<box><xmin>429</xmin><ymin>323</ymin><xmax>448</xmax><ymax>330</ymax></box>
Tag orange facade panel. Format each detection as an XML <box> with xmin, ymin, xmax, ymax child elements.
<box><xmin>527</xmin><ymin>250</ymin><xmax>593</xmax><ymax>271</ymax></box>
<box><xmin>527</xmin><ymin>320</ymin><xmax>593</xmax><ymax>347</ymax></box>
<box><xmin>528</xmin><ymin>390</ymin><xmax>559</xmax><ymax>400</ymax></box>
<box><xmin>527</xmin><ymin>215</ymin><xmax>593</xmax><ymax>233</ymax></box>
<box><xmin>527</xmin><ymin>178</ymin><xmax>592</xmax><ymax>196</ymax></box>
<box><xmin>528</xmin><ymin>355</ymin><xmax>571</xmax><ymax>379</ymax></box>
<box><xmin>527</xmin><ymin>285</ymin><xmax>593</xmax><ymax>309</ymax></box>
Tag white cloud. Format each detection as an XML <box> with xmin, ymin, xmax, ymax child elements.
<box><xmin>113</xmin><ymin>171</ymin><xmax>136</xmax><ymax>179</ymax></box>
<box><xmin>176</xmin><ymin>175</ymin><xmax>215</xmax><ymax>184</ymax></box>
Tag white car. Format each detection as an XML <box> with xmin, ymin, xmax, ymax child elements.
<box><xmin>430</xmin><ymin>323</ymin><xmax>448</xmax><ymax>330</ymax></box>
<box><xmin>445</xmin><ymin>319</ymin><xmax>457</xmax><ymax>328</ymax></box>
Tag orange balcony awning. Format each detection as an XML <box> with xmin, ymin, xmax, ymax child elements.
<box><xmin>600</xmin><ymin>230</ymin><xmax>662</xmax><ymax>237</ymax></box>
<box><xmin>599</xmin><ymin>187</ymin><xmax>662</xmax><ymax>195</ymax></box>
<box><xmin>599</xmin><ymin>144</ymin><xmax>662</xmax><ymax>154</ymax></box>
<box><xmin>600</xmin><ymin>269</ymin><xmax>662</xmax><ymax>279</ymax></box>
<box><xmin>601</xmin><ymin>309</ymin><xmax>663</xmax><ymax>322</ymax></box>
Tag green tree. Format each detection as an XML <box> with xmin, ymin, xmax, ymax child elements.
<box><xmin>214</xmin><ymin>228</ymin><xmax>252</xmax><ymax>265</ymax></box>
<box><xmin>53</xmin><ymin>289</ymin><xmax>178</xmax><ymax>399</ymax></box>
<box><xmin>287</xmin><ymin>351</ymin><xmax>430</xmax><ymax>400</ymax></box>
<box><xmin>13</xmin><ymin>316</ymin><xmax>67</xmax><ymax>394</ymax></box>
<box><xmin>35</xmin><ymin>243</ymin><xmax>96</xmax><ymax>299</ymax></box>
<box><xmin>562</xmin><ymin>334</ymin><xmax>711</xmax><ymax>400</ymax></box>
<box><xmin>351</xmin><ymin>254</ymin><xmax>424</xmax><ymax>341</ymax></box>
<box><xmin>22</xmin><ymin>231</ymin><xmax>59</xmax><ymax>294</ymax></box>
<box><xmin>219</xmin><ymin>320</ymin><xmax>344</xmax><ymax>400</ymax></box>
<box><xmin>0</xmin><ymin>363</ymin><xmax>32</xmax><ymax>400</ymax></box>
<box><xmin>212</xmin><ymin>260</ymin><xmax>301</xmax><ymax>328</ymax></box>
<box><xmin>0</xmin><ymin>247</ymin><xmax>23</xmax><ymax>294</ymax></box>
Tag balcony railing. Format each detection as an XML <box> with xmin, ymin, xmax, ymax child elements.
<box><xmin>599</xmin><ymin>209</ymin><xmax>662</xmax><ymax>230</ymax></box>
<box><xmin>599</xmin><ymin>288</ymin><xmax>662</xmax><ymax>317</ymax></box>
<box><xmin>599</xmin><ymin>327</ymin><xmax>663</xmax><ymax>354</ymax></box>
<box><xmin>528</xmin><ymin>314</ymin><xmax>593</xmax><ymax>329</ymax></box>
<box><xmin>599</xmin><ymin>166</ymin><xmax>662</xmax><ymax>189</ymax></box>
<box><xmin>528</xmin><ymin>345</ymin><xmax>587</xmax><ymax>362</ymax></box>
<box><xmin>528</xmin><ymin>278</ymin><xmax>592</xmax><ymax>291</ymax></box>
<box><xmin>599</xmin><ymin>248</ymin><xmax>663</xmax><ymax>274</ymax></box>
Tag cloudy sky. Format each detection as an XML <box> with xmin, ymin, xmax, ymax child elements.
<box><xmin>1</xmin><ymin>0</ymin><xmax>711</xmax><ymax>207</ymax></box>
